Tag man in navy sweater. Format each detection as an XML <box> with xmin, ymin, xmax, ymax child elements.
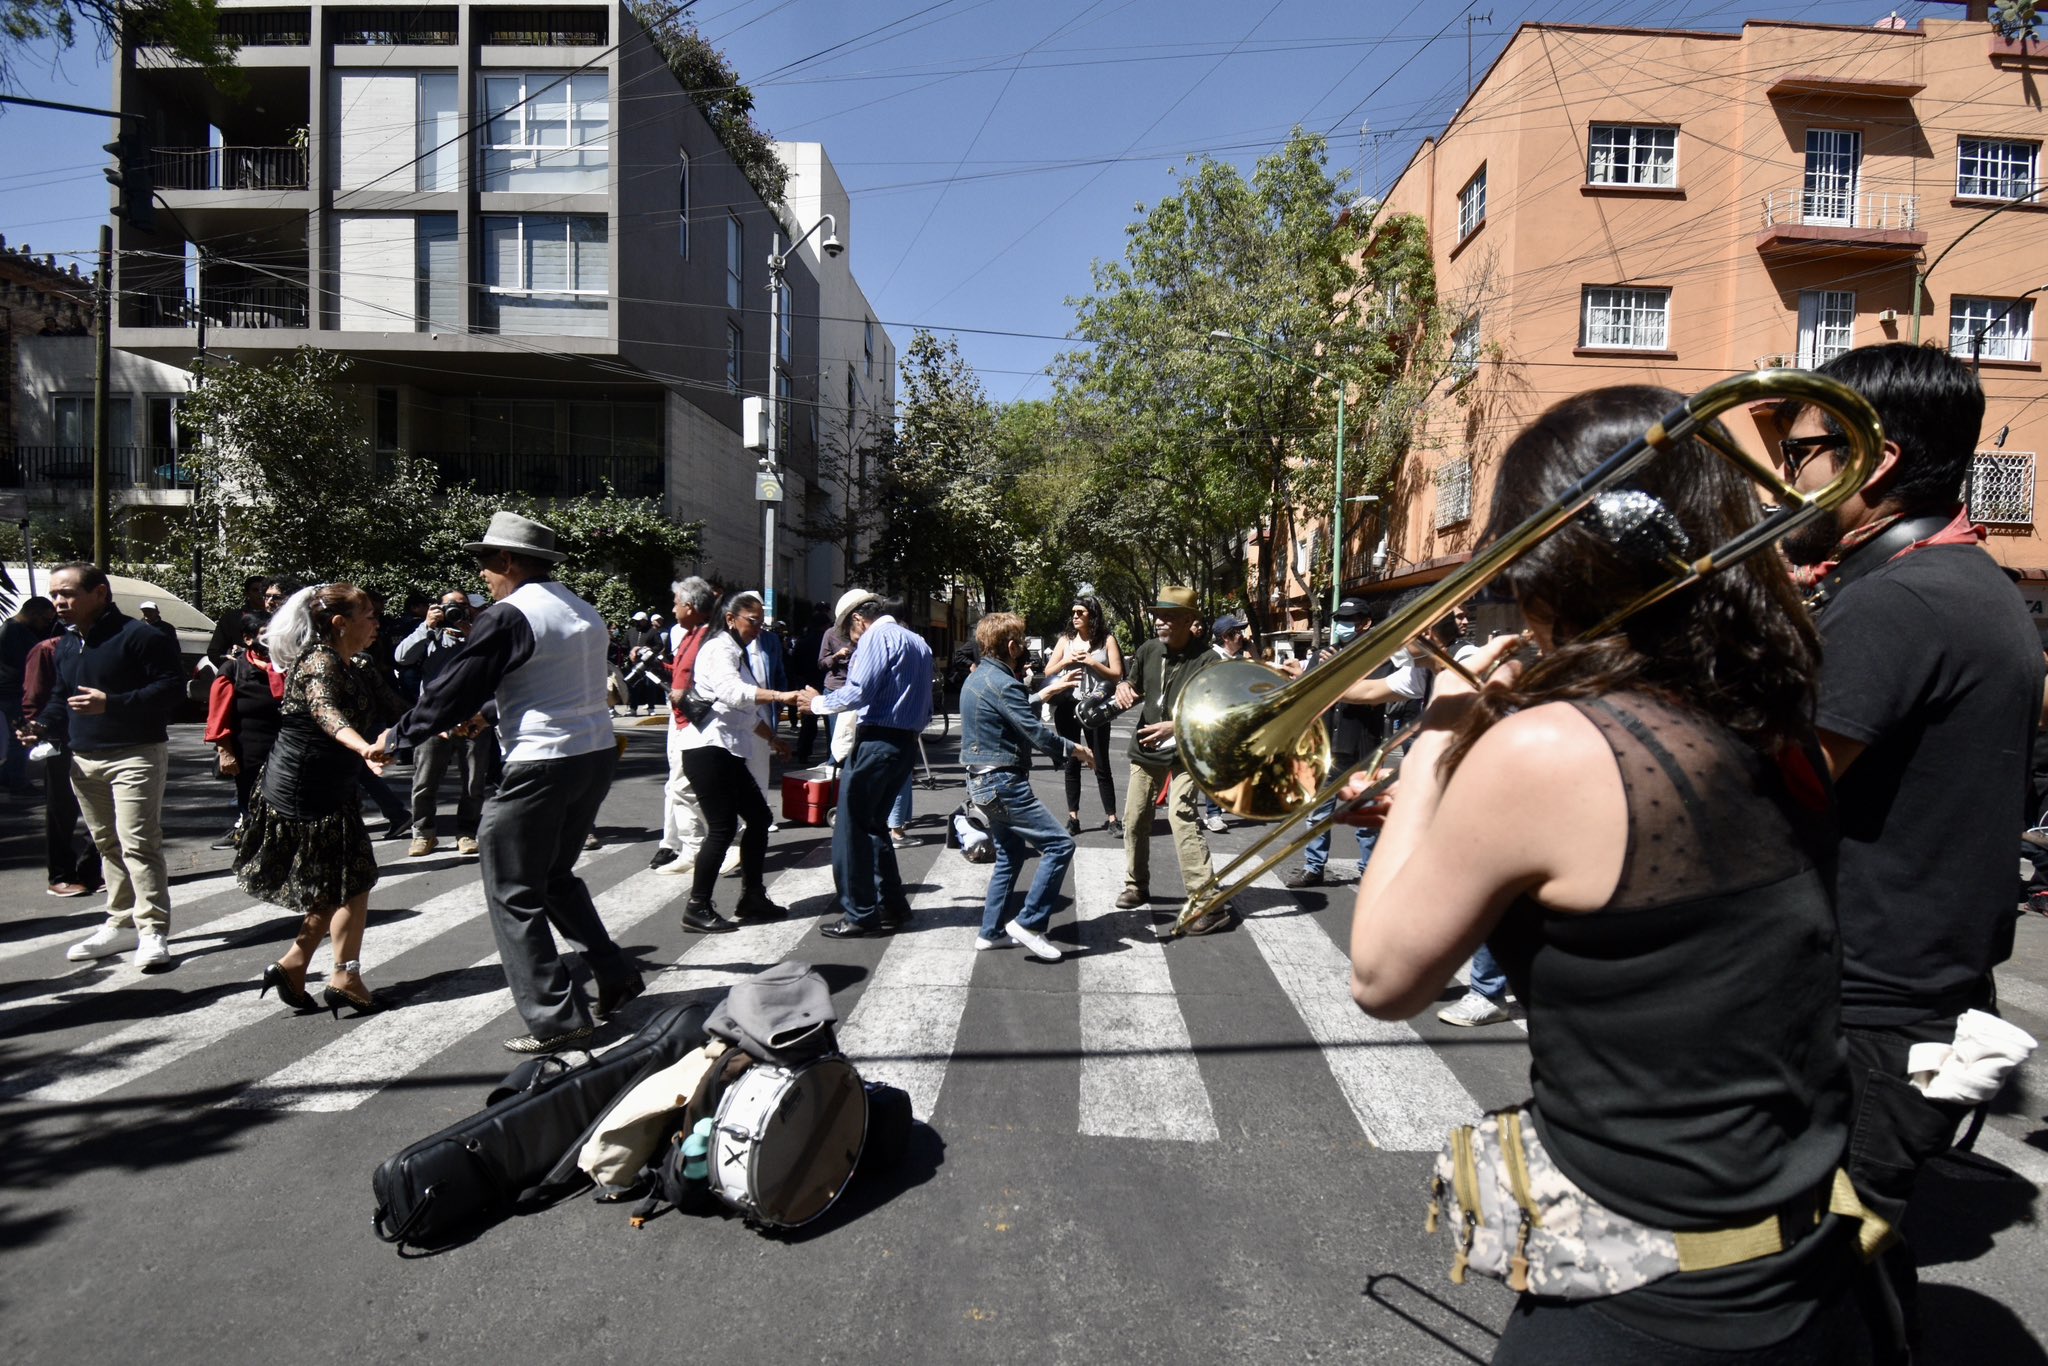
<box><xmin>26</xmin><ymin>563</ymin><xmax>184</xmax><ymax>969</ymax></box>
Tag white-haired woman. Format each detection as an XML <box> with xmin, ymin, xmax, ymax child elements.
<box><xmin>234</xmin><ymin>582</ymin><xmax>405</xmax><ymax>1015</ymax></box>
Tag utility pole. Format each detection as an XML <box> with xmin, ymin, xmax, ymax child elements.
<box><xmin>92</xmin><ymin>223</ymin><xmax>112</xmax><ymax>567</ymax></box>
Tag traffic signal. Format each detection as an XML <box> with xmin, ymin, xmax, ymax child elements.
<box><xmin>104</xmin><ymin>129</ymin><xmax>154</xmax><ymax>232</ymax></box>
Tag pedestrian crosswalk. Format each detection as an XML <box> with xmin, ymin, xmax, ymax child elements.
<box><xmin>2</xmin><ymin>820</ymin><xmax>2045</xmax><ymax>1188</ymax></box>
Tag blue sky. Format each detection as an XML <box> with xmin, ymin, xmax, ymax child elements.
<box><xmin>0</xmin><ymin>0</ymin><xmax>1953</xmax><ymax>402</ymax></box>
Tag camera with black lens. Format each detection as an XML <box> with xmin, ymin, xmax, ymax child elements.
<box><xmin>441</xmin><ymin>602</ymin><xmax>469</xmax><ymax>626</ymax></box>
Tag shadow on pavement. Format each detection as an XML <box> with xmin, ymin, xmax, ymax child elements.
<box><xmin>1914</xmin><ymin>1148</ymin><xmax>2040</xmax><ymax>1269</ymax></box>
<box><xmin>1918</xmin><ymin>1283</ymin><xmax>2048</xmax><ymax>1365</ymax></box>
<box><xmin>1361</xmin><ymin>1271</ymin><xmax>1502</xmax><ymax>1364</ymax></box>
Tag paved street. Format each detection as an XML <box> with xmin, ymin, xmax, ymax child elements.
<box><xmin>3</xmin><ymin>720</ymin><xmax>2045</xmax><ymax>1364</ymax></box>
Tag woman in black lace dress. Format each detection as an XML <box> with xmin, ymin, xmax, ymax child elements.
<box><xmin>1347</xmin><ymin>389</ymin><xmax>1868</xmax><ymax>1362</ymax></box>
<box><xmin>235</xmin><ymin>583</ymin><xmax>405</xmax><ymax>1015</ymax></box>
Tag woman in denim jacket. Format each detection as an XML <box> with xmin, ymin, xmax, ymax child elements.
<box><xmin>959</xmin><ymin>612</ymin><xmax>1098</xmax><ymax>962</ymax></box>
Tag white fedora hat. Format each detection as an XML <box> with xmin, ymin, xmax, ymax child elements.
<box><xmin>462</xmin><ymin>510</ymin><xmax>566</xmax><ymax>563</ymax></box>
<box><xmin>834</xmin><ymin>587</ymin><xmax>881</xmax><ymax>630</ymax></box>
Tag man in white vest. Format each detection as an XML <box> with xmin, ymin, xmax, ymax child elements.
<box><xmin>380</xmin><ymin>511</ymin><xmax>641</xmax><ymax>1053</ymax></box>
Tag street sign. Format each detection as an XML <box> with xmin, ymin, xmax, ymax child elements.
<box><xmin>754</xmin><ymin>470</ymin><xmax>784</xmax><ymax>503</ymax></box>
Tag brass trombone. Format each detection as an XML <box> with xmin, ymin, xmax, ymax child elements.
<box><xmin>1165</xmin><ymin>369</ymin><xmax>1884</xmax><ymax>938</ymax></box>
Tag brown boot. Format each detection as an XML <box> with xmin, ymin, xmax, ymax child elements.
<box><xmin>1113</xmin><ymin>886</ymin><xmax>1150</xmax><ymax>910</ymax></box>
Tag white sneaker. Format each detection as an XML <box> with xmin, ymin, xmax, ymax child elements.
<box><xmin>1437</xmin><ymin>990</ymin><xmax>1511</xmax><ymax>1027</ymax></box>
<box><xmin>718</xmin><ymin>847</ymin><xmax>742</xmax><ymax>878</ymax></box>
<box><xmin>1202</xmin><ymin>813</ymin><xmax>1227</xmax><ymax>834</ymax></box>
<box><xmin>1006</xmin><ymin>922</ymin><xmax>1064</xmax><ymax>962</ymax></box>
<box><xmin>973</xmin><ymin>934</ymin><xmax>1011</xmax><ymax>952</ymax></box>
<box><xmin>655</xmin><ymin>853</ymin><xmax>696</xmax><ymax>876</ymax></box>
<box><xmin>66</xmin><ymin>924</ymin><xmax>134</xmax><ymax>962</ymax></box>
<box><xmin>133</xmin><ymin>930</ymin><xmax>171</xmax><ymax>971</ymax></box>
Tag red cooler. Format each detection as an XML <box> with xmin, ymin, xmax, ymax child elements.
<box><xmin>782</xmin><ymin>769</ymin><xmax>839</xmax><ymax>826</ymax></box>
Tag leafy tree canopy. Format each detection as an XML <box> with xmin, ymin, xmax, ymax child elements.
<box><xmin>2</xmin><ymin>0</ymin><xmax>237</xmax><ymax>92</ymax></box>
<box><xmin>631</xmin><ymin>1</ymin><xmax>788</xmax><ymax>205</ymax></box>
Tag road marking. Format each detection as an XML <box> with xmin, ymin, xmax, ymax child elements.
<box><xmin>2</xmin><ymin>847</ymin><xmax>629</xmax><ymax>1105</ymax></box>
<box><xmin>1968</xmin><ymin>1126</ymin><xmax>2048</xmax><ymax>1189</ymax></box>
<box><xmin>1236</xmin><ymin>867</ymin><xmax>1481</xmax><ymax>1150</ymax></box>
<box><xmin>834</xmin><ymin>861</ymin><xmax>984</xmax><ymax>1123</ymax></box>
<box><xmin>229</xmin><ymin>854</ymin><xmax>840</xmax><ymax>1113</ymax></box>
<box><xmin>1071</xmin><ymin>847</ymin><xmax>1218</xmax><ymax>1142</ymax></box>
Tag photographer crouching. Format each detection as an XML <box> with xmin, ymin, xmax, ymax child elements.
<box><xmin>394</xmin><ymin>590</ymin><xmax>498</xmax><ymax>856</ymax></box>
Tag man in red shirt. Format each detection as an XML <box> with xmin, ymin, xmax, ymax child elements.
<box><xmin>651</xmin><ymin>577</ymin><xmax>735</xmax><ymax>886</ymax></box>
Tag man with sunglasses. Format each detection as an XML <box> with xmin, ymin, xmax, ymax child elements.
<box><xmin>1781</xmin><ymin>343</ymin><xmax>2041</xmax><ymax>1360</ymax></box>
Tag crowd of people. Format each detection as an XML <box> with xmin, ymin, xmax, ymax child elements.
<box><xmin>6</xmin><ymin>340</ymin><xmax>2041</xmax><ymax>1361</ymax></box>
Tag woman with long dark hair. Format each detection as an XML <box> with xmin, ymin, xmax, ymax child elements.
<box><xmin>235</xmin><ymin>583</ymin><xmax>405</xmax><ymax>1016</ymax></box>
<box><xmin>676</xmin><ymin>590</ymin><xmax>807</xmax><ymax>932</ymax></box>
<box><xmin>1044</xmin><ymin>594</ymin><xmax>1124</xmax><ymax>835</ymax></box>
<box><xmin>1347</xmin><ymin>387</ymin><xmax>1866</xmax><ymax>1362</ymax></box>
<box><xmin>207</xmin><ymin>612</ymin><xmax>283</xmax><ymax>843</ymax></box>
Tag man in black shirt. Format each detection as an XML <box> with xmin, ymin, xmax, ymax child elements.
<box><xmin>1783</xmin><ymin>343</ymin><xmax>2042</xmax><ymax>1356</ymax></box>
<box><xmin>2</xmin><ymin>594</ymin><xmax>57</xmax><ymax>791</ymax></box>
<box><xmin>27</xmin><ymin>563</ymin><xmax>184</xmax><ymax>970</ymax></box>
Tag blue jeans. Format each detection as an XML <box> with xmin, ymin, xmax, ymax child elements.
<box><xmin>1303</xmin><ymin>797</ymin><xmax>1377</xmax><ymax>874</ymax></box>
<box><xmin>1468</xmin><ymin>942</ymin><xmax>1508</xmax><ymax>1003</ymax></box>
<box><xmin>832</xmin><ymin>728</ymin><xmax>916</xmax><ymax>926</ymax></box>
<box><xmin>889</xmin><ymin>769</ymin><xmax>914</xmax><ymax>830</ymax></box>
<box><xmin>966</xmin><ymin>769</ymin><xmax>1075</xmax><ymax>937</ymax></box>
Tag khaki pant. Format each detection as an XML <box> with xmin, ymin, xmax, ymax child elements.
<box><xmin>1121</xmin><ymin>762</ymin><xmax>1212</xmax><ymax>902</ymax></box>
<box><xmin>661</xmin><ymin>722</ymin><xmax>707</xmax><ymax>860</ymax></box>
<box><xmin>70</xmin><ymin>742</ymin><xmax>171</xmax><ymax>934</ymax></box>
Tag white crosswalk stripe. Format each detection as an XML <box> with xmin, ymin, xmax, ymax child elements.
<box><xmin>834</xmin><ymin>868</ymin><xmax>984</xmax><ymax>1123</ymax></box>
<box><xmin>1071</xmin><ymin>847</ymin><xmax>1218</xmax><ymax>1142</ymax></box>
<box><xmin>2</xmin><ymin>846</ymin><xmax>631</xmax><ymax>1105</ymax></box>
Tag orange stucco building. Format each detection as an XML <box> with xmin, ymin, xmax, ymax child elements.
<box><xmin>1290</xmin><ymin>11</ymin><xmax>2048</xmax><ymax>638</ymax></box>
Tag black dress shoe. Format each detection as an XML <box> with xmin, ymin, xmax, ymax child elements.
<box><xmin>594</xmin><ymin>972</ymin><xmax>646</xmax><ymax>1019</ymax></box>
<box><xmin>649</xmin><ymin>847</ymin><xmax>679</xmax><ymax>870</ymax></box>
<box><xmin>878</xmin><ymin>905</ymin><xmax>910</xmax><ymax>931</ymax></box>
<box><xmin>681</xmin><ymin>901</ymin><xmax>737</xmax><ymax>934</ymax></box>
<box><xmin>821</xmin><ymin>917</ymin><xmax>887</xmax><ymax>940</ymax></box>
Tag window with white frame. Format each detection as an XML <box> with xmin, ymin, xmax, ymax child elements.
<box><xmin>678</xmin><ymin>150</ymin><xmax>690</xmax><ymax>258</ymax></box>
<box><xmin>1451</xmin><ymin>315</ymin><xmax>1480</xmax><ymax>376</ymax></box>
<box><xmin>727</xmin><ymin>322</ymin><xmax>743</xmax><ymax>392</ymax></box>
<box><xmin>1582</xmin><ymin>286</ymin><xmax>1671</xmax><ymax>350</ymax></box>
<box><xmin>417</xmin><ymin>73</ymin><xmax>460</xmax><ymax>191</ymax></box>
<box><xmin>1587</xmin><ymin>124</ymin><xmax>1677</xmax><ymax>187</ymax></box>
<box><xmin>479</xmin><ymin>214</ymin><xmax>607</xmax><ymax>336</ymax></box>
<box><xmin>1435</xmin><ymin>459</ymin><xmax>1473</xmax><ymax>529</ymax></box>
<box><xmin>1797</xmin><ymin>290</ymin><xmax>1855</xmax><ymax>368</ymax></box>
<box><xmin>480</xmin><ymin>71</ymin><xmax>608</xmax><ymax>193</ymax></box>
<box><xmin>1969</xmin><ymin>451</ymin><xmax>2035</xmax><ymax>525</ymax></box>
<box><xmin>1458</xmin><ymin>165</ymin><xmax>1487</xmax><ymax>240</ymax></box>
<box><xmin>1951</xmin><ymin>296</ymin><xmax>2035</xmax><ymax>362</ymax></box>
<box><xmin>1956</xmin><ymin>138</ymin><xmax>2039</xmax><ymax>200</ymax></box>
<box><xmin>726</xmin><ymin>212</ymin><xmax>744</xmax><ymax>310</ymax></box>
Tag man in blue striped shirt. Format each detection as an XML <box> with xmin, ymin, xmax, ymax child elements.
<box><xmin>804</xmin><ymin>590</ymin><xmax>934</xmax><ymax>937</ymax></box>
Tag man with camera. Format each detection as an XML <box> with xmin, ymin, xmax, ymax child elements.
<box><xmin>395</xmin><ymin>589</ymin><xmax>496</xmax><ymax>857</ymax></box>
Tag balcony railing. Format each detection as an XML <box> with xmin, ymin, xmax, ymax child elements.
<box><xmin>215</xmin><ymin>11</ymin><xmax>310</xmax><ymax>45</ymax></box>
<box><xmin>1</xmin><ymin>446</ymin><xmax>193</xmax><ymax>492</ymax></box>
<box><xmin>478</xmin><ymin>8</ymin><xmax>608</xmax><ymax>45</ymax></box>
<box><xmin>203</xmin><ymin>283</ymin><xmax>309</xmax><ymax>329</ymax></box>
<box><xmin>422</xmin><ymin>449</ymin><xmax>662</xmax><ymax>498</ymax></box>
<box><xmin>331</xmin><ymin>7</ymin><xmax>458</xmax><ymax>44</ymax></box>
<box><xmin>1760</xmin><ymin>187</ymin><xmax>1919</xmax><ymax>232</ymax></box>
<box><xmin>154</xmin><ymin>146</ymin><xmax>308</xmax><ymax>192</ymax></box>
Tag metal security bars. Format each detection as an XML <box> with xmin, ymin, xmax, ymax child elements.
<box><xmin>1968</xmin><ymin>452</ymin><xmax>2036</xmax><ymax>526</ymax></box>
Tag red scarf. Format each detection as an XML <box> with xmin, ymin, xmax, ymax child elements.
<box><xmin>1788</xmin><ymin>507</ymin><xmax>1986</xmax><ymax>591</ymax></box>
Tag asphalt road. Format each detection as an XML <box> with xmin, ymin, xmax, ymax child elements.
<box><xmin>2</xmin><ymin>720</ymin><xmax>2044</xmax><ymax>1365</ymax></box>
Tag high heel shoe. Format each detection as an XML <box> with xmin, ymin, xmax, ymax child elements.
<box><xmin>322</xmin><ymin>959</ymin><xmax>383</xmax><ymax>1017</ymax></box>
<box><xmin>258</xmin><ymin>963</ymin><xmax>318</xmax><ymax>1012</ymax></box>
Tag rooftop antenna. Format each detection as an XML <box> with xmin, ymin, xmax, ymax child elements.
<box><xmin>1467</xmin><ymin>10</ymin><xmax>1493</xmax><ymax>97</ymax></box>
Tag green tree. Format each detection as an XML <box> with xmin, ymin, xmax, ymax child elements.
<box><xmin>169</xmin><ymin>348</ymin><xmax>699</xmax><ymax>621</ymax></box>
<box><xmin>1052</xmin><ymin>129</ymin><xmax>1448</xmax><ymax>641</ymax></box>
<box><xmin>630</xmin><ymin>2</ymin><xmax>788</xmax><ymax>205</ymax></box>
<box><xmin>2</xmin><ymin>0</ymin><xmax>237</xmax><ymax>92</ymax></box>
<box><xmin>862</xmin><ymin>329</ymin><xmax>1018</xmax><ymax>613</ymax></box>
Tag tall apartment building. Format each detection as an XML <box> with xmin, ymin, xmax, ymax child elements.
<box><xmin>1306</xmin><ymin>12</ymin><xmax>2047</xmax><ymax>632</ymax></box>
<box><xmin>89</xmin><ymin>0</ymin><xmax>884</xmax><ymax>612</ymax></box>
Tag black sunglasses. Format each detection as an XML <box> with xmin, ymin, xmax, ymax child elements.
<box><xmin>1778</xmin><ymin>433</ymin><xmax>1847</xmax><ymax>479</ymax></box>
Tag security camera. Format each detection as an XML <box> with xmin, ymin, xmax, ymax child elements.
<box><xmin>822</xmin><ymin>233</ymin><xmax>844</xmax><ymax>259</ymax></box>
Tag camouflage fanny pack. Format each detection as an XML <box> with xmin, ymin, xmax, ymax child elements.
<box><xmin>1428</xmin><ymin>1105</ymin><xmax>1890</xmax><ymax>1301</ymax></box>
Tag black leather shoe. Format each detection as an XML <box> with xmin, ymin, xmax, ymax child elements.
<box><xmin>735</xmin><ymin>886</ymin><xmax>786</xmax><ymax>920</ymax></box>
<box><xmin>649</xmin><ymin>847</ymin><xmax>679</xmax><ymax>870</ymax></box>
<box><xmin>594</xmin><ymin>972</ymin><xmax>646</xmax><ymax>1019</ymax></box>
<box><xmin>1283</xmin><ymin>868</ymin><xmax>1325</xmax><ymax>889</ymax></box>
<box><xmin>681</xmin><ymin>901</ymin><xmax>737</xmax><ymax>934</ymax></box>
<box><xmin>878</xmin><ymin>905</ymin><xmax>910</xmax><ymax>931</ymax></box>
<box><xmin>821</xmin><ymin>917</ymin><xmax>886</xmax><ymax>940</ymax></box>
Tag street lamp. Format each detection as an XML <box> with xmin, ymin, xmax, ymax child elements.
<box><xmin>764</xmin><ymin>213</ymin><xmax>841</xmax><ymax>625</ymax></box>
<box><xmin>1968</xmin><ymin>284</ymin><xmax>2047</xmax><ymax>370</ymax></box>
<box><xmin>1208</xmin><ymin>328</ymin><xmax>1348</xmax><ymax>640</ymax></box>
<box><xmin>1910</xmin><ymin>184</ymin><xmax>2048</xmax><ymax>343</ymax></box>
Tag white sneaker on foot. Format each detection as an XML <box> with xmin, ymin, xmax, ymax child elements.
<box><xmin>66</xmin><ymin>924</ymin><xmax>134</xmax><ymax>962</ymax></box>
<box><xmin>1437</xmin><ymin>990</ymin><xmax>1511</xmax><ymax>1027</ymax></box>
<box><xmin>973</xmin><ymin>934</ymin><xmax>1011</xmax><ymax>952</ymax></box>
<box><xmin>1006</xmin><ymin>922</ymin><xmax>1063</xmax><ymax>962</ymax></box>
<box><xmin>718</xmin><ymin>847</ymin><xmax>742</xmax><ymax>878</ymax></box>
<box><xmin>133</xmin><ymin>930</ymin><xmax>171</xmax><ymax>970</ymax></box>
<box><xmin>1202</xmin><ymin>813</ymin><xmax>1227</xmax><ymax>834</ymax></box>
<box><xmin>655</xmin><ymin>853</ymin><xmax>696</xmax><ymax>875</ymax></box>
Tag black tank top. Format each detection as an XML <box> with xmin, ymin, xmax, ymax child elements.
<box><xmin>1488</xmin><ymin>693</ymin><xmax>1853</xmax><ymax>1346</ymax></box>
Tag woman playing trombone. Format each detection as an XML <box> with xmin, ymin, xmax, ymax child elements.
<box><xmin>1347</xmin><ymin>386</ymin><xmax>1869</xmax><ymax>1362</ymax></box>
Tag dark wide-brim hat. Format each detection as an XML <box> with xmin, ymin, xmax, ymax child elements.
<box><xmin>462</xmin><ymin>510</ymin><xmax>567</xmax><ymax>563</ymax></box>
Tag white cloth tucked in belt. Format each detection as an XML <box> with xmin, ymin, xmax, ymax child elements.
<box><xmin>1906</xmin><ymin>1009</ymin><xmax>2038</xmax><ymax>1104</ymax></box>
